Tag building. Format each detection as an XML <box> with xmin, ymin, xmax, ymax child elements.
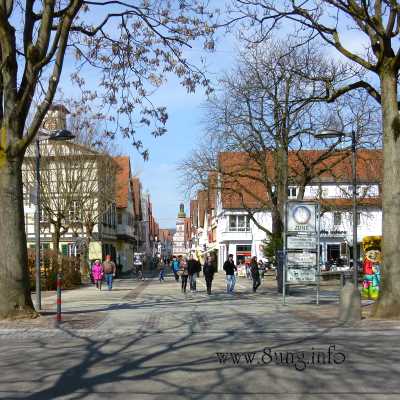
<box><xmin>159</xmin><ymin>229</ymin><xmax>174</xmax><ymax>259</ymax></box>
<box><xmin>23</xmin><ymin>104</ymin><xmax>160</xmax><ymax>272</ymax></box>
<box><xmin>172</xmin><ymin>204</ymin><xmax>189</xmax><ymax>256</ymax></box>
<box><xmin>189</xmin><ymin>149</ymin><xmax>383</xmax><ymax>270</ymax></box>
<box><xmin>23</xmin><ymin>106</ymin><xmax>119</xmax><ymax>262</ymax></box>
<box><xmin>114</xmin><ymin>157</ymin><xmax>136</xmax><ymax>271</ymax></box>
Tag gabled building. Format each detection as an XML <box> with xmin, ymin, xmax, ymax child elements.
<box><xmin>159</xmin><ymin>229</ymin><xmax>174</xmax><ymax>259</ymax></box>
<box><xmin>114</xmin><ymin>156</ymin><xmax>136</xmax><ymax>271</ymax></box>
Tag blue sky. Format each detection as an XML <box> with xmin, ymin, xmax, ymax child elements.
<box><xmin>60</xmin><ymin>32</ymin><xmax>237</xmax><ymax>228</ymax></box>
<box><xmin>126</xmin><ymin>44</ymin><xmax>237</xmax><ymax>228</ymax></box>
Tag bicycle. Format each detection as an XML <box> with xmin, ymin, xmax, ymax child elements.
<box><xmin>133</xmin><ymin>265</ymin><xmax>144</xmax><ymax>280</ymax></box>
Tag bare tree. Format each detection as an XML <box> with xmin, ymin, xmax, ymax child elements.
<box><xmin>226</xmin><ymin>0</ymin><xmax>400</xmax><ymax>319</ymax></box>
<box><xmin>181</xmin><ymin>40</ymin><xmax>380</xmax><ymax>252</ymax></box>
<box><xmin>0</xmin><ymin>1</ymin><xmax>216</xmax><ymax>318</ymax></box>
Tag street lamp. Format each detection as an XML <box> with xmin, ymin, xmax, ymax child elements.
<box><xmin>314</xmin><ymin>129</ymin><xmax>361</xmax><ymax>323</ymax></box>
<box><xmin>34</xmin><ymin>128</ymin><xmax>75</xmax><ymax>311</ymax></box>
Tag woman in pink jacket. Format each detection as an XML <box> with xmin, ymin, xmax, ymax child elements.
<box><xmin>91</xmin><ymin>260</ymin><xmax>104</xmax><ymax>290</ymax></box>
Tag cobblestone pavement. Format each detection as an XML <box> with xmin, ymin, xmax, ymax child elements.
<box><xmin>1</xmin><ymin>273</ymin><xmax>399</xmax><ymax>399</ymax></box>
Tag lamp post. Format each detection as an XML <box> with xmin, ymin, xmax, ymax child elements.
<box><xmin>34</xmin><ymin>129</ymin><xmax>75</xmax><ymax>311</ymax></box>
<box><xmin>314</xmin><ymin>129</ymin><xmax>361</xmax><ymax>323</ymax></box>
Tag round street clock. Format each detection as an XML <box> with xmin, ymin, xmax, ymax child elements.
<box><xmin>293</xmin><ymin>205</ymin><xmax>311</xmax><ymax>225</ymax></box>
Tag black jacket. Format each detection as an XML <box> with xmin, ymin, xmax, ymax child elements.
<box><xmin>250</xmin><ymin>262</ymin><xmax>260</xmax><ymax>279</ymax></box>
<box><xmin>223</xmin><ymin>259</ymin><xmax>237</xmax><ymax>276</ymax></box>
<box><xmin>203</xmin><ymin>262</ymin><xmax>214</xmax><ymax>279</ymax></box>
<box><xmin>187</xmin><ymin>259</ymin><xmax>201</xmax><ymax>275</ymax></box>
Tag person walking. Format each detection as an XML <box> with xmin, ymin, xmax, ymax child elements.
<box><xmin>180</xmin><ymin>257</ymin><xmax>189</xmax><ymax>293</ymax></box>
<box><xmin>91</xmin><ymin>260</ymin><xmax>104</xmax><ymax>290</ymax></box>
<box><xmin>187</xmin><ymin>254</ymin><xmax>201</xmax><ymax>292</ymax></box>
<box><xmin>203</xmin><ymin>256</ymin><xmax>215</xmax><ymax>295</ymax></box>
<box><xmin>250</xmin><ymin>256</ymin><xmax>261</xmax><ymax>293</ymax></box>
<box><xmin>223</xmin><ymin>254</ymin><xmax>237</xmax><ymax>293</ymax></box>
<box><xmin>171</xmin><ymin>256</ymin><xmax>180</xmax><ymax>282</ymax></box>
<box><xmin>159</xmin><ymin>261</ymin><xmax>166</xmax><ymax>282</ymax></box>
<box><xmin>103</xmin><ymin>255</ymin><xmax>116</xmax><ymax>291</ymax></box>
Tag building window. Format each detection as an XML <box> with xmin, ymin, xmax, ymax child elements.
<box><xmin>117</xmin><ymin>212</ymin><xmax>122</xmax><ymax>225</ymax></box>
<box><xmin>333</xmin><ymin>212</ymin><xmax>342</xmax><ymax>226</ymax></box>
<box><xmin>40</xmin><ymin>210</ymin><xmax>49</xmax><ymax>223</ymax></box>
<box><xmin>287</xmin><ymin>187</ymin><xmax>297</xmax><ymax>198</ymax></box>
<box><xmin>228</xmin><ymin>215</ymin><xmax>250</xmax><ymax>232</ymax></box>
<box><xmin>68</xmin><ymin>200</ymin><xmax>81</xmax><ymax>222</ymax></box>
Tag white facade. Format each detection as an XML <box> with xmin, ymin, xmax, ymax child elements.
<box><xmin>23</xmin><ymin>141</ymin><xmax>118</xmax><ymax>260</ymax></box>
<box><xmin>173</xmin><ymin>220</ymin><xmax>186</xmax><ymax>255</ymax></box>
<box><xmin>213</xmin><ymin>183</ymin><xmax>382</xmax><ymax>271</ymax></box>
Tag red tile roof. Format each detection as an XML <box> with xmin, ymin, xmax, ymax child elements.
<box><xmin>197</xmin><ymin>190</ymin><xmax>208</xmax><ymax>228</ymax></box>
<box><xmin>159</xmin><ymin>229</ymin><xmax>173</xmax><ymax>242</ymax></box>
<box><xmin>190</xmin><ymin>199</ymin><xmax>198</xmax><ymax>227</ymax></box>
<box><xmin>114</xmin><ymin>156</ymin><xmax>131</xmax><ymax>209</ymax></box>
<box><xmin>131</xmin><ymin>177</ymin><xmax>142</xmax><ymax>218</ymax></box>
<box><xmin>218</xmin><ymin>150</ymin><xmax>382</xmax><ymax>209</ymax></box>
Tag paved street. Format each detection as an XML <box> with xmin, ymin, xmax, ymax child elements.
<box><xmin>1</xmin><ymin>273</ymin><xmax>400</xmax><ymax>400</ymax></box>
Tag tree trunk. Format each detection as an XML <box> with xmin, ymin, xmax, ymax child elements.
<box><xmin>0</xmin><ymin>156</ymin><xmax>36</xmax><ymax>318</ymax></box>
<box><xmin>52</xmin><ymin>224</ymin><xmax>61</xmax><ymax>253</ymax></box>
<box><xmin>373</xmin><ymin>69</ymin><xmax>400</xmax><ymax>318</ymax></box>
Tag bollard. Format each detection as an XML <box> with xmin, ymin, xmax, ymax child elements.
<box><xmin>56</xmin><ymin>272</ymin><xmax>62</xmax><ymax>322</ymax></box>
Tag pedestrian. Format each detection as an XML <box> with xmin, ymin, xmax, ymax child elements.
<box><xmin>250</xmin><ymin>256</ymin><xmax>261</xmax><ymax>292</ymax></box>
<box><xmin>223</xmin><ymin>254</ymin><xmax>237</xmax><ymax>293</ymax></box>
<box><xmin>171</xmin><ymin>256</ymin><xmax>180</xmax><ymax>282</ymax></box>
<box><xmin>187</xmin><ymin>254</ymin><xmax>201</xmax><ymax>292</ymax></box>
<box><xmin>203</xmin><ymin>256</ymin><xmax>214</xmax><ymax>295</ymax></box>
<box><xmin>159</xmin><ymin>261</ymin><xmax>165</xmax><ymax>282</ymax></box>
<box><xmin>245</xmin><ymin>260</ymin><xmax>251</xmax><ymax>280</ymax></box>
<box><xmin>179</xmin><ymin>257</ymin><xmax>189</xmax><ymax>293</ymax></box>
<box><xmin>103</xmin><ymin>255</ymin><xmax>116</xmax><ymax>291</ymax></box>
<box><xmin>91</xmin><ymin>259</ymin><xmax>104</xmax><ymax>290</ymax></box>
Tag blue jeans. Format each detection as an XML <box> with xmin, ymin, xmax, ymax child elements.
<box><xmin>105</xmin><ymin>273</ymin><xmax>114</xmax><ymax>290</ymax></box>
<box><xmin>159</xmin><ymin>269</ymin><xmax>165</xmax><ymax>281</ymax></box>
<box><xmin>226</xmin><ymin>275</ymin><xmax>236</xmax><ymax>293</ymax></box>
<box><xmin>189</xmin><ymin>274</ymin><xmax>197</xmax><ymax>291</ymax></box>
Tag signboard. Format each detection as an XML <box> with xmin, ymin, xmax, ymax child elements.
<box><xmin>88</xmin><ymin>242</ymin><xmax>102</xmax><ymax>260</ymax></box>
<box><xmin>287</xmin><ymin>267</ymin><xmax>316</xmax><ymax>282</ymax></box>
<box><xmin>287</xmin><ymin>202</ymin><xmax>317</xmax><ymax>233</ymax></box>
<box><xmin>287</xmin><ymin>235</ymin><xmax>317</xmax><ymax>250</ymax></box>
<box><xmin>283</xmin><ymin>201</ymin><xmax>320</xmax><ymax>304</ymax></box>
<box><xmin>287</xmin><ymin>252</ymin><xmax>317</xmax><ymax>283</ymax></box>
<box><xmin>287</xmin><ymin>252</ymin><xmax>316</xmax><ymax>267</ymax></box>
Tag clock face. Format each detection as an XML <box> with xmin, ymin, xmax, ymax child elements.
<box><xmin>293</xmin><ymin>206</ymin><xmax>311</xmax><ymax>225</ymax></box>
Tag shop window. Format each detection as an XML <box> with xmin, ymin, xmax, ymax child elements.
<box><xmin>333</xmin><ymin>212</ymin><xmax>342</xmax><ymax>226</ymax></box>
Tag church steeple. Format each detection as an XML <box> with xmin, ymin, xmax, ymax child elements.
<box><xmin>177</xmin><ymin>203</ymin><xmax>186</xmax><ymax>218</ymax></box>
